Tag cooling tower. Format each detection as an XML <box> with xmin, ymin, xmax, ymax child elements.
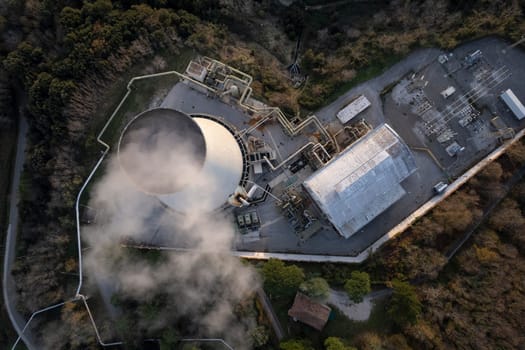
<box><xmin>118</xmin><ymin>108</ymin><xmax>245</xmax><ymax>212</ymax></box>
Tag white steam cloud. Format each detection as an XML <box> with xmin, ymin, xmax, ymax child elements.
<box><xmin>81</xmin><ymin>124</ymin><xmax>260</xmax><ymax>348</ymax></box>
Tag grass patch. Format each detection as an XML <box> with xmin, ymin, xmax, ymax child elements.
<box><xmin>99</xmin><ymin>74</ymin><xmax>180</xmax><ymax>147</ymax></box>
<box><xmin>88</xmin><ymin>48</ymin><xmax>193</xmax><ymax>137</ymax></box>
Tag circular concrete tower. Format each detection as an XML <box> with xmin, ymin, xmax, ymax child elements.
<box><xmin>118</xmin><ymin>108</ymin><xmax>245</xmax><ymax>212</ymax></box>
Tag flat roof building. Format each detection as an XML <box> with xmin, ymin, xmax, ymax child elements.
<box><xmin>303</xmin><ymin>124</ymin><xmax>416</xmax><ymax>239</ymax></box>
<box><xmin>500</xmin><ymin>89</ymin><xmax>525</xmax><ymax>120</ymax></box>
<box><xmin>440</xmin><ymin>86</ymin><xmax>456</xmax><ymax>99</ymax></box>
<box><xmin>336</xmin><ymin>95</ymin><xmax>371</xmax><ymax>124</ymax></box>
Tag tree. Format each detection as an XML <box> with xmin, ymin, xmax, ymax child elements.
<box><xmin>3</xmin><ymin>41</ymin><xmax>43</xmax><ymax>87</ymax></box>
<box><xmin>388</xmin><ymin>280</ymin><xmax>422</xmax><ymax>327</ymax></box>
<box><xmin>477</xmin><ymin>161</ymin><xmax>503</xmax><ymax>183</ymax></box>
<box><xmin>160</xmin><ymin>327</ymin><xmax>180</xmax><ymax>350</ymax></box>
<box><xmin>299</xmin><ymin>277</ymin><xmax>329</xmax><ymax>299</ymax></box>
<box><xmin>82</xmin><ymin>0</ymin><xmax>113</xmax><ymax>21</ymax></box>
<box><xmin>251</xmin><ymin>326</ymin><xmax>269</xmax><ymax>348</ymax></box>
<box><xmin>506</xmin><ymin>141</ymin><xmax>525</xmax><ymax>165</ymax></box>
<box><xmin>411</xmin><ymin>217</ymin><xmax>444</xmax><ymax>247</ymax></box>
<box><xmin>59</xmin><ymin>7</ymin><xmax>83</xmax><ymax>32</ymax></box>
<box><xmin>324</xmin><ymin>337</ymin><xmax>357</xmax><ymax>350</ymax></box>
<box><xmin>0</xmin><ymin>15</ymin><xmax>6</xmax><ymax>33</ymax></box>
<box><xmin>432</xmin><ymin>191</ymin><xmax>480</xmax><ymax>233</ymax></box>
<box><xmin>514</xmin><ymin>183</ymin><xmax>525</xmax><ymax>207</ymax></box>
<box><xmin>262</xmin><ymin>259</ymin><xmax>304</xmax><ymax>299</ymax></box>
<box><xmin>344</xmin><ymin>271</ymin><xmax>371</xmax><ymax>303</ymax></box>
<box><xmin>355</xmin><ymin>332</ymin><xmax>383</xmax><ymax>350</ymax></box>
<box><xmin>301</xmin><ymin>49</ymin><xmax>326</xmax><ymax>74</ymax></box>
<box><xmin>60</xmin><ymin>301</ymin><xmax>97</xmax><ymax>349</ymax></box>
<box><xmin>384</xmin><ymin>334</ymin><xmax>412</xmax><ymax>350</ymax></box>
<box><xmin>280</xmin><ymin>339</ymin><xmax>314</xmax><ymax>350</ymax></box>
<box><xmin>488</xmin><ymin>199</ymin><xmax>525</xmax><ymax>235</ymax></box>
<box><xmin>282</xmin><ymin>3</ymin><xmax>305</xmax><ymax>39</ymax></box>
<box><xmin>400</xmin><ymin>245</ymin><xmax>446</xmax><ymax>280</ymax></box>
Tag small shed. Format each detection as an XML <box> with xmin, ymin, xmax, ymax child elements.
<box><xmin>440</xmin><ymin>86</ymin><xmax>456</xmax><ymax>99</ymax></box>
<box><xmin>288</xmin><ymin>292</ymin><xmax>331</xmax><ymax>331</ymax></box>
<box><xmin>186</xmin><ymin>61</ymin><xmax>208</xmax><ymax>82</ymax></box>
<box><xmin>336</xmin><ymin>95</ymin><xmax>371</xmax><ymax>124</ymax></box>
<box><xmin>500</xmin><ymin>89</ymin><xmax>525</xmax><ymax>120</ymax></box>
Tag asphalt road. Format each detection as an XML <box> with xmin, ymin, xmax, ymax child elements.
<box><xmin>2</xmin><ymin>113</ymin><xmax>34</xmax><ymax>349</ymax></box>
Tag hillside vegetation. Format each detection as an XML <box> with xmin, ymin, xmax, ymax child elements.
<box><xmin>1</xmin><ymin>0</ymin><xmax>525</xmax><ymax>348</ymax></box>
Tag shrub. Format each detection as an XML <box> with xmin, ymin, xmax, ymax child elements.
<box><xmin>344</xmin><ymin>271</ymin><xmax>371</xmax><ymax>303</ymax></box>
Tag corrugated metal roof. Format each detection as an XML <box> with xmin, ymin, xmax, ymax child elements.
<box><xmin>501</xmin><ymin>89</ymin><xmax>525</xmax><ymax>120</ymax></box>
<box><xmin>303</xmin><ymin>124</ymin><xmax>416</xmax><ymax>239</ymax></box>
<box><xmin>336</xmin><ymin>95</ymin><xmax>371</xmax><ymax>124</ymax></box>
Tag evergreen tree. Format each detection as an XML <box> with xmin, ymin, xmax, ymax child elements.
<box><xmin>388</xmin><ymin>280</ymin><xmax>422</xmax><ymax>327</ymax></box>
<box><xmin>262</xmin><ymin>259</ymin><xmax>304</xmax><ymax>299</ymax></box>
<box><xmin>344</xmin><ymin>271</ymin><xmax>371</xmax><ymax>303</ymax></box>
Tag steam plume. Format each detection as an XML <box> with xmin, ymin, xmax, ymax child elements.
<box><xmin>81</xmin><ymin>123</ymin><xmax>260</xmax><ymax>348</ymax></box>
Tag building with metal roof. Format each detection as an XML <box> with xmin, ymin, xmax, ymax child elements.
<box><xmin>303</xmin><ymin>124</ymin><xmax>416</xmax><ymax>239</ymax></box>
<box><xmin>336</xmin><ymin>95</ymin><xmax>371</xmax><ymax>124</ymax></box>
<box><xmin>500</xmin><ymin>89</ymin><xmax>525</xmax><ymax>120</ymax></box>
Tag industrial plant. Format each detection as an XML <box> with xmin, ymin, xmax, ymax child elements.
<box><xmin>116</xmin><ymin>37</ymin><xmax>525</xmax><ymax>259</ymax></box>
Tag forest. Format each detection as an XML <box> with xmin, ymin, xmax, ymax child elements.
<box><xmin>1</xmin><ymin>0</ymin><xmax>525</xmax><ymax>348</ymax></box>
